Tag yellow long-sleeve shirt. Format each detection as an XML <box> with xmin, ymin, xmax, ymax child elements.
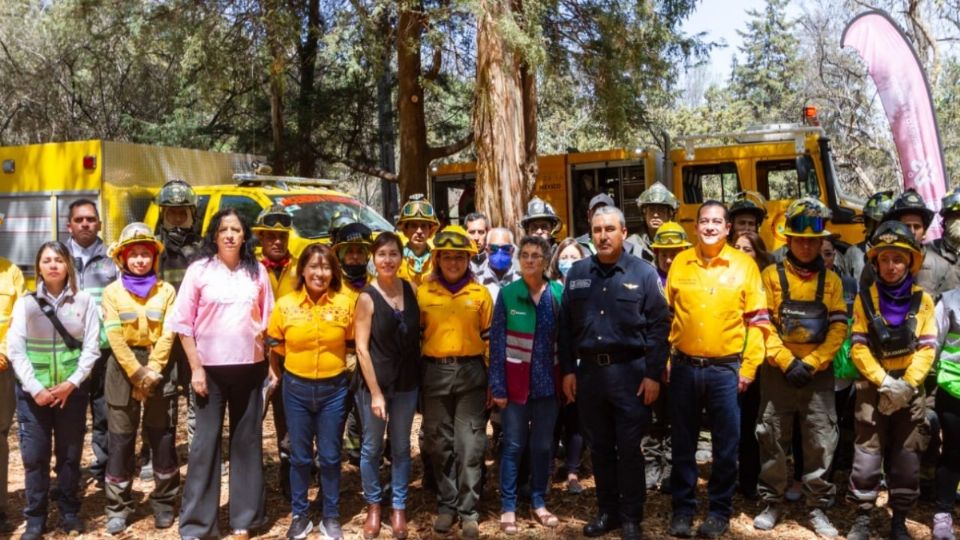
<box><xmin>265</xmin><ymin>255</ymin><xmax>299</xmax><ymax>299</ymax></box>
<box><xmin>850</xmin><ymin>283</ymin><xmax>937</xmax><ymax>387</ymax></box>
<box><xmin>0</xmin><ymin>258</ymin><xmax>26</xmax><ymax>358</ymax></box>
<box><xmin>666</xmin><ymin>243</ymin><xmax>771</xmax><ymax>379</ymax></box>
<box><xmin>101</xmin><ymin>280</ymin><xmax>177</xmax><ymax>377</ymax></box>
<box><xmin>762</xmin><ymin>262</ymin><xmax>848</xmax><ymax>372</ymax></box>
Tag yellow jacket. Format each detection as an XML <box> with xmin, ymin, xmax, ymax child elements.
<box><xmin>850</xmin><ymin>283</ymin><xmax>937</xmax><ymax>387</ymax></box>
<box><xmin>0</xmin><ymin>258</ymin><xmax>26</xmax><ymax>359</ymax></box>
<box><xmin>762</xmin><ymin>262</ymin><xmax>848</xmax><ymax>373</ymax></box>
<box><xmin>265</xmin><ymin>256</ymin><xmax>299</xmax><ymax>299</ymax></box>
<box><xmin>101</xmin><ymin>279</ymin><xmax>177</xmax><ymax>377</ymax></box>
<box><xmin>418</xmin><ymin>277</ymin><xmax>493</xmax><ymax>358</ymax></box>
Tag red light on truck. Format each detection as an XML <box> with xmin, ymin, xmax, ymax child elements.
<box><xmin>83</xmin><ymin>155</ymin><xmax>96</xmax><ymax>170</ymax></box>
<box><xmin>803</xmin><ymin>106</ymin><xmax>820</xmax><ymax>126</ymax></box>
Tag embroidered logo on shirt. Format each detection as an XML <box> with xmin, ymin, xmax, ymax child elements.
<box><xmin>623</xmin><ymin>283</ymin><xmax>639</xmax><ymax>290</ymax></box>
<box><xmin>569</xmin><ymin>279</ymin><xmax>591</xmax><ymax>290</ymax></box>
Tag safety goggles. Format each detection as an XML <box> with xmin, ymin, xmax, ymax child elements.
<box><xmin>434</xmin><ymin>231</ymin><xmax>472</xmax><ymax>249</ymax></box>
<box><xmin>401</xmin><ymin>201</ymin><xmax>435</xmax><ymax>219</ymax></box>
<box><xmin>487</xmin><ymin>243</ymin><xmax>514</xmax><ymax>255</ymax></box>
<box><xmin>654</xmin><ymin>231</ymin><xmax>687</xmax><ymax>246</ymax></box>
<box><xmin>788</xmin><ymin>214</ymin><xmax>826</xmax><ymax>234</ymax></box>
<box><xmin>261</xmin><ymin>213</ymin><xmax>292</xmax><ymax>229</ymax></box>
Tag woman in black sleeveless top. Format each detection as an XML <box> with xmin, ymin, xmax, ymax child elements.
<box><xmin>354</xmin><ymin>232</ymin><xmax>420</xmax><ymax>540</ymax></box>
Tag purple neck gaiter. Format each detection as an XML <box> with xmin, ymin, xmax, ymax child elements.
<box><xmin>657</xmin><ymin>268</ymin><xmax>668</xmax><ymax>287</ymax></box>
<box><xmin>122</xmin><ymin>271</ymin><xmax>158</xmax><ymax>299</ymax></box>
<box><xmin>877</xmin><ymin>274</ymin><xmax>915</xmax><ymax>326</ymax></box>
<box><xmin>439</xmin><ymin>273</ymin><xmax>472</xmax><ymax>294</ymax></box>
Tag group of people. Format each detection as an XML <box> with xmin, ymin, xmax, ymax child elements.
<box><xmin>0</xmin><ymin>175</ymin><xmax>959</xmax><ymax>540</ymax></box>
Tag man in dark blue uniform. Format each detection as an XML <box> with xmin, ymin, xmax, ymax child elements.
<box><xmin>560</xmin><ymin>205</ymin><xmax>672</xmax><ymax>540</ymax></box>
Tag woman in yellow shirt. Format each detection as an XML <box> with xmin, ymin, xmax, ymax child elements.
<box><xmin>267</xmin><ymin>244</ymin><xmax>354</xmax><ymax>540</ymax></box>
<box><xmin>101</xmin><ymin>223</ymin><xmax>178</xmax><ymax>534</ymax></box>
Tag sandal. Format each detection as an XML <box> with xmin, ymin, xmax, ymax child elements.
<box><xmin>500</xmin><ymin>516</ymin><xmax>519</xmax><ymax>535</ymax></box>
<box><xmin>533</xmin><ymin>509</ymin><xmax>559</xmax><ymax>528</ymax></box>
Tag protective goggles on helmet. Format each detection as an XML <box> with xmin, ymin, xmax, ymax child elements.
<box><xmin>261</xmin><ymin>213</ymin><xmax>292</xmax><ymax>229</ymax></box>
<box><xmin>434</xmin><ymin>230</ymin><xmax>472</xmax><ymax>249</ymax></box>
<box><xmin>653</xmin><ymin>230</ymin><xmax>688</xmax><ymax>247</ymax></box>
<box><xmin>787</xmin><ymin>214</ymin><xmax>826</xmax><ymax>235</ymax></box>
<box><xmin>401</xmin><ymin>200</ymin><xmax>435</xmax><ymax>219</ymax></box>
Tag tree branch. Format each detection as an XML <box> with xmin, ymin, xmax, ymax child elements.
<box><xmin>427</xmin><ymin>132</ymin><xmax>474</xmax><ymax>160</ymax></box>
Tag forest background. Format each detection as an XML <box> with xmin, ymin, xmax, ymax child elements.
<box><xmin>2</xmin><ymin>0</ymin><xmax>959</xmax><ymax>223</ymax></box>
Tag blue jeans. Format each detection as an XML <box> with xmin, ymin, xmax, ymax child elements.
<box><xmin>670</xmin><ymin>361</ymin><xmax>741</xmax><ymax>520</ymax></box>
<box><xmin>16</xmin><ymin>381</ymin><xmax>89</xmax><ymax>528</ymax></box>
<box><xmin>356</xmin><ymin>388</ymin><xmax>419</xmax><ymax>508</ymax></box>
<box><xmin>500</xmin><ymin>397</ymin><xmax>559</xmax><ymax>512</ymax></box>
<box><xmin>283</xmin><ymin>372</ymin><xmax>348</xmax><ymax>518</ymax></box>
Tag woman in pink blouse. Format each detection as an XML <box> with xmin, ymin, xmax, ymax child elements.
<box><xmin>165</xmin><ymin>208</ymin><xmax>274</xmax><ymax>540</ymax></box>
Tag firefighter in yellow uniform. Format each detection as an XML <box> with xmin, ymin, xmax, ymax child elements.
<box><xmin>252</xmin><ymin>204</ymin><xmax>298</xmax><ymax>499</ymax></box>
<box><xmin>846</xmin><ymin>220</ymin><xmax>937</xmax><ymax>540</ymax></box>
<box><xmin>417</xmin><ymin>225</ymin><xmax>493</xmax><ymax>539</ymax></box>
<box><xmin>752</xmin><ymin>198</ymin><xmax>848</xmax><ymax>537</ymax></box>
<box><xmin>397</xmin><ymin>194</ymin><xmax>439</xmax><ymax>286</ymax></box>
<box><xmin>254</xmin><ymin>205</ymin><xmax>299</xmax><ymax>299</ymax></box>
<box><xmin>0</xmin><ymin>211</ymin><xmax>26</xmax><ymax>534</ymax></box>
<box><xmin>101</xmin><ymin>223</ymin><xmax>179</xmax><ymax>533</ymax></box>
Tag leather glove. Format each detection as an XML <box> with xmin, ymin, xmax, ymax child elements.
<box><xmin>878</xmin><ymin>375</ymin><xmax>916</xmax><ymax>411</ymax></box>
<box><xmin>877</xmin><ymin>391</ymin><xmax>899</xmax><ymax>415</ymax></box>
<box><xmin>131</xmin><ymin>367</ymin><xmax>163</xmax><ymax>396</ymax></box>
<box><xmin>784</xmin><ymin>358</ymin><xmax>814</xmax><ymax>388</ymax></box>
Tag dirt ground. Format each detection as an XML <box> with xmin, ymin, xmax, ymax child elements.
<box><xmin>1</xmin><ymin>396</ymin><xmax>942</xmax><ymax>539</ymax></box>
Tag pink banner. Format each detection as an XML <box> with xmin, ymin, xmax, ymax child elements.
<box><xmin>842</xmin><ymin>10</ymin><xmax>947</xmax><ymax>238</ymax></box>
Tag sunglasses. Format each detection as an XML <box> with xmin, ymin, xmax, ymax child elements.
<box><xmin>262</xmin><ymin>213</ymin><xmax>292</xmax><ymax>228</ymax></box>
<box><xmin>487</xmin><ymin>244</ymin><xmax>514</xmax><ymax>254</ymax></box>
<box><xmin>434</xmin><ymin>231</ymin><xmax>472</xmax><ymax>249</ymax></box>
<box><xmin>655</xmin><ymin>231</ymin><xmax>687</xmax><ymax>246</ymax></box>
<box><xmin>788</xmin><ymin>214</ymin><xmax>826</xmax><ymax>234</ymax></box>
<box><xmin>393</xmin><ymin>308</ymin><xmax>408</xmax><ymax>334</ymax></box>
<box><xmin>401</xmin><ymin>201</ymin><xmax>435</xmax><ymax>218</ymax></box>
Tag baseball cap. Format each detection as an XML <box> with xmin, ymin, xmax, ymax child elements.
<box><xmin>589</xmin><ymin>193</ymin><xmax>616</xmax><ymax>211</ymax></box>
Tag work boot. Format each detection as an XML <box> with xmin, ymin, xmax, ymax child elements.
<box><xmin>932</xmin><ymin>513</ymin><xmax>956</xmax><ymax>540</ymax></box>
<box><xmin>696</xmin><ymin>515</ymin><xmax>729</xmax><ymax>539</ymax></box>
<box><xmin>154</xmin><ymin>511</ymin><xmax>175</xmax><ymax>529</ymax></box>
<box><xmin>753</xmin><ymin>505</ymin><xmax>782</xmax><ymax>530</ymax></box>
<box><xmin>808</xmin><ymin>508</ymin><xmax>838</xmax><ymax>538</ymax></box>
<box><xmin>433</xmin><ymin>513</ymin><xmax>456</xmax><ymax>534</ymax></box>
<box><xmin>460</xmin><ymin>519</ymin><xmax>480</xmax><ymax>539</ymax></box>
<box><xmin>106</xmin><ymin>517</ymin><xmax>127</xmax><ymax>535</ymax></box>
<box><xmin>362</xmin><ymin>503</ymin><xmax>381</xmax><ymax>539</ymax></box>
<box><xmin>890</xmin><ymin>511</ymin><xmax>913</xmax><ymax>540</ymax></box>
<box><xmin>389</xmin><ymin>509</ymin><xmax>408</xmax><ymax>540</ymax></box>
<box><xmin>846</xmin><ymin>512</ymin><xmax>872</xmax><ymax>540</ymax></box>
<box><xmin>668</xmin><ymin>514</ymin><xmax>694</xmax><ymax>538</ymax></box>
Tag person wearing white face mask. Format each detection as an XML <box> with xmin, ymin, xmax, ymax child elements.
<box><xmin>548</xmin><ymin>238</ymin><xmax>588</xmax><ymax>282</ymax></box>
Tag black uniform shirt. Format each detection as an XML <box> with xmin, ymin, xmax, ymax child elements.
<box><xmin>559</xmin><ymin>249</ymin><xmax>671</xmax><ymax>380</ymax></box>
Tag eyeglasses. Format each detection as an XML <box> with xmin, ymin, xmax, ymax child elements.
<box><xmin>434</xmin><ymin>231</ymin><xmax>472</xmax><ymax>249</ymax></box>
<box><xmin>788</xmin><ymin>214</ymin><xmax>826</xmax><ymax>234</ymax></box>
<box><xmin>261</xmin><ymin>213</ymin><xmax>292</xmax><ymax>228</ymax></box>
<box><xmin>487</xmin><ymin>244</ymin><xmax>514</xmax><ymax>255</ymax></box>
<box><xmin>401</xmin><ymin>201</ymin><xmax>435</xmax><ymax>218</ymax></box>
<box><xmin>654</xmin><ymin>231</ymin><xmax>687</xmax><ymax>246</ymax></box>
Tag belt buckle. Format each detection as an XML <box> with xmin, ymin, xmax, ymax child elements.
<box><xmin>596</xmin><ymin>353</ymin><xmax>611</xmax><ymax>366</ymax></box>
<box><xmin>690</xmin><ymin>356</ymin><xmax>708</xmax><ymax>368</ymax></box>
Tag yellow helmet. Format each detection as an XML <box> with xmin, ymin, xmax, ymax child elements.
<box><xmin>396</xmin><ymin>194</ymin><xmax>440</xmax><ymax>227</ymax></box>
<box><xmin>109</xmin><ymin>222</ymin><xmax>164</xmax><ymax>272</ymax></box>
<box><xmin>650</xmin><ymin>221</ymin><xmax>692</xmax><ymax>249</ymax></box>
<box><xmin>783</xmin><ymin>197</ymin><xmax>832</xmax><ymax>238</ymax></box>
<box><xmin>432</xmin><ymin>225</ymin><xmax>478</xmax><ymax>255</ymax></box>
<box><xmin>251</xmin><ymin>204</ymin><xmax>292</xmax><ymax>234</ymax></box>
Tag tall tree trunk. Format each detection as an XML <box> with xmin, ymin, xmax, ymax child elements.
<box><xmin>397</xmin><ymin>1</ymin><xmax>428</xmax><ymax>199</ymax></box>
<box><xmin>295</xmin><ymin>0</ymin><xmax>321</xmax><ymax>177</ymax></box>
<box><xmin>474</xmin><ymin>0</ymin><xmax>534</xmax><ymax>231</ymax></box>
<box><xmin>378</xmin><ymin>11</ymin><xmax>399</xmax><ymax>220</ymax></box>
<box><xmin>264</xmin><ymin>0</ymin><xmax>286</xmax><ymax>173</ymax></box>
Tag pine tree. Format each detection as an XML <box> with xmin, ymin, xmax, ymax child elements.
<box><xmin>729</xmin><ymin>0</ymin><xmax>803</xmax><ymax>122</ymax></box>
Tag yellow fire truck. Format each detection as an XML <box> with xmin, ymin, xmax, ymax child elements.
<box><xmin>430</xmin><ymin>109</ymin><xmax>866</xmax><ymax>251</ymax></box>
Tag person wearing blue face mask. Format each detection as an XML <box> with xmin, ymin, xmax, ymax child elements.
<box><xmin>476</xmin><ymin>227</ymin><xmax>520</xmax><ymax>302</ymax></box>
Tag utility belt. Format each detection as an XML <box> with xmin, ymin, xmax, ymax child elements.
<box><xmin>673</xmin><ymin>351</ymin><xmax>741</xmax><ymax>367</ymax></box>
<box><xmin>424</xmin><ymin>355</ymin><xmax>483</xmax><ymax>365</ymax></box>
<box><xmin>776</xmin><ymin>262</ymin><xmax>829</xmax><ymax>345</ymax></box>
<box><xmin>861</xmin><ymin>288</ymin><xmax>922</xmax><ymax>359</ymax></box>
<box><xmin>579</xmin><ymin>349</ymin><xmax>644</xmax><ymax>367</ymax></box>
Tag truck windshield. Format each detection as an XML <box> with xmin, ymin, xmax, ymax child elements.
<box><xmin>272</xmin><ymin>194</ymin><xmax>393</xmax><ymax>238</ymax></box>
